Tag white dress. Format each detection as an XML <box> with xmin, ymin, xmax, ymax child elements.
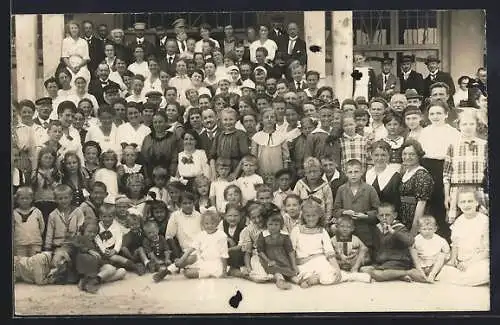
<box><xmin>61</xmin><ymin>37</ymin><xmax>91</xmax><ymax>88</ymax></box>
<box><xmin>94</xmin><ymin>168</ymin><xmax>119</xmax><ymax>196</ymax></box>
<box><xmin>177</xmin><ymin>150</ymin><xmax>211</xmax><ymax>179</ymax></box>
<box><xmin>85</xmin><ymin>124</ymin><xmax>122</xmax><ymax>160</ymax></box>
<box><xmin>187</xmin><ymin>229</ymin><xmax>228</xmax><ymax>278</ymax></box>
<box><xmin>249</xmin><ymin>39</ymin><xmax>278</xmax><ymax>63</ymax></box>
<box><xmin>116</xmin><ymin>123</ymin><xmax>151</xmax><ymax>151</ymax></box>
<box><xmin>128</xmin><ymin>62</ymin><xmax>150</xmax><ymax>80</ymax></box>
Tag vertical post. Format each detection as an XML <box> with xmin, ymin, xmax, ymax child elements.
<box><xmin>15</xmin><ymin>14</ymin><xmax>38</xmax><ymax>101</ymax></box>
<box><xmin>304</xmin><ymin>11</ymin><xmax>326</xmax><ymax>78</ymax></box>
<box><xmin>42</xmin><ymin>14</ymin><xmax>65</xmax><ymax>87</ymax></box>
<box><xmin>331</xmin><ymin>11</ymin><xmax>353</xmax><ymax>102</ymax></box>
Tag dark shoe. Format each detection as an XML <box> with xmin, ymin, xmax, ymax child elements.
<box><xmin>85</xmin><ymin>277</ymin><xmax>101</xmax><ymax>294</ymax></box>
<box><xmin>78</xmin><ymin>277</ymin><xmax>88</xmax><ymax>291</ymax></box>
<box><xmin>147</xmin><ymin>261</ymin><xmax>156</xmax><ymax>273</ymax></box>
<box><xmin>135</xmin><ymin>263</ymin><xmax>146</xmax><ymax>276</ymax></box>
<box><xmin>152</xmin><ymin>267</ymin><xmax>170</xmax><ymax>283</ymax></box>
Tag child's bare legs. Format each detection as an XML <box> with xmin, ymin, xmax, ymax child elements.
<box><xmin>184</xmin><ymin>268</ymin><xmax>200</xmax><ymax>278</ymax></box>
<box><xmin>153</xmin><ymin>255</ymin><xmax>196</xmax><ymax>282</ymax></box>
<box><xmin>109</xmin><ymin>254</ymin><xmax>146</xmax><ymax>275</ymax></box>
<box><xmin>107</xmin><ymin>268</ymin><xmax>127</xmax><ymax>282</ymax></box>
<box><xmin>299</xmin><ymin>274</ymin><xmax>320</xmax><ymax>288</ymax></box>
<box><xmin>228</xmin><ymin>267</ymin><xmax>248</xmax><ymax>279</ymax></box>
<box><xmin>427</xmin><ymin>254</ymin><xmax>446</xmax><ymax>283</ymax></box>
<box><xmin>274</xmin><ymin>273</ymin><xmax>291</xmax><ymax>290</ymax></box>
<box><xmin>98</xmin><ymin>264</ymin><xmax>122</xmax><ymax>282</ymax></box>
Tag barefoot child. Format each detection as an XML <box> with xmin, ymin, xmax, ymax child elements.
<box><xmin>80</xmin><ymin>181</ymin><xmax>108</xmax><ymax>225</ymax></box>
<box><xmin>410</xmin><ymin>215</ymin><xmax>450</xmax><ymax>283</ymax></box>
<box><xmin>257</xmin><ymin>206</ymin><xmax>300</xmax><ymax>290</ymax></box>
<box><xmin>331</xmin><ymin>215</ymin><xmax>369</xmax><ymax>273</ymax></box>
<box><xmin>290</xmin><ymin>199</ymin><xmax>341</xmax><ymax>288</ymax></box>
<box><xmin>436</xmin><ymin>189</ymin><xmax>489</xmax><ymax>286</ymax></box>
<box><xmin>175</xmin><ymin>210</ymin><xmax>229</xmax><ymax>279</ymax></box>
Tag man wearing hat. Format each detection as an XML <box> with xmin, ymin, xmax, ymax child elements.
<box><xmin>145</xmin><ymin>90</ymin><xmax>167</xmax><ymax>110</ymax></box>
<box><xmin>399</xmin><ymin>54</ymin><xmax>424</xmax><ymax>96</ymax></box>
<box><xmin>404</xmin><ymin>88</ymin><xmax>423</xmax><ymax>109</ymax></box>
<box><xmin>127</xmin><ymin>22</ymin><xmax>155</xmax><ymax>61</ymax></box>
<box><xmin>33</xmin><ymin>97</ymin><xmax>54</xmax><ymax>129</ymax></box>
<box><xmin>89</xmin><ymin>63</ymin><xmax>121</xmax><ymax>105</ymax></box>
<box><xmin>376</xmin><ymin>55</ymin><xmax>400</xmax><ymax>100</ymax></box>
<box><xmin>423</xmin><ymin>54</ymin><xmax>455</xmax><ymax>99</ymax></box>
<box><xmin>269</xmin><ymin>15</ymin><xmax>286</xmax><ymax>44</ymax></box>
<box><xmin>173</xmin><ymin>18</ymin><xmax>188</xmax><ymax>55</ymax></box>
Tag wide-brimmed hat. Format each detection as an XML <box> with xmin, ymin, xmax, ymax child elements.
<box><xmin>425</xmin><ymin>54</ymin><xmax>441</xmax><ymax>65</ymax></box>
<box><xmin>404</xmin><ymin>88</ymin><xmax>423</xmax><ymax>100</ymax></box>
<box><xmin>401</xmin><ymin>55</ymin><xmax>415</xmax><ymax>63</ymax></box>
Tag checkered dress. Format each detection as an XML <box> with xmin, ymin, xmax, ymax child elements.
<box><xmin>443</xmin><ymin>137</ymin><xmax>488</xmax><ymax>224</ymax></box>
<box><xmin>339</xmin><ymin>134</ymin><xmax>367</xmax><ymax>171</ymax></box>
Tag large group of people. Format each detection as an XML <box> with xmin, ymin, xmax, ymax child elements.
<box><xmin>12</xmin><ymin>16</ymin><xmax>489</xmax><ymax>295</ymax></box>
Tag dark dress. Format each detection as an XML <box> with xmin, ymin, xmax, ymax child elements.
<box><xmin>140</xmin><ymin>130</ymin><xmax>179</xmax><ymax>180</ymax></box>
<box><xmin>398</xmin><ymin>168</ymin><xmax>434</xmax><ymax>230</ymax></box>
<box><xmin>223</xmin><ymin>220</ymin><xmax>246</xmax><ymax>268</ymax></box>
<box><xmin>382</xmin><ymin>137</ymin><xmax>404</xmax><ymax>165</ymax></box>
<box><xmin>256</xmin><ymin>231</ymin><xmax>297</xmax><ymax>278</ymax></box>
<box><xmin>209</xmin><ymin>129</ymin><xmax>250</xmax><ymax>173</ymax></box>
<box><xmin>366</xmin><ymin>167</ymin><xmax>402</xmax><ymax>212</ymax></box>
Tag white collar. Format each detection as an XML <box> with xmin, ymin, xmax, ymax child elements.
<box><xmin>262</xmin><ymin>229</ymin><xmax>288</xmax><ymax>237</ymax></box>
<box><xmin>402</xmin><ymin>166</ymin><xmax>426</xmax><ymax>183</ymax></box>
<box><xmin>322</xmin><ymin>169</ymin><xmax>340</xmax><ymax>182</ymax></box>
<box><xmin>312</xmin><ymin>127</ymin><xmax>330</xmax><ymax>135</ymax></box>
<box><xmin>137</xmin><ymin>37</ymin><xmax>144</xmax><ymax>42</ymax></box>
<box><xmin>289</xmin><ymin>36</ymin><xmax>298</xmax><ymax>41</ymax></box>
<box><xmin>343</xmin><ymin>133</ymin><xmax>361</xmax><ymax>140</ymax></box>
<box><xmin>366</xmin><ymin>165</ymin><xmax>398</xmax><ymax>191</ymax></box>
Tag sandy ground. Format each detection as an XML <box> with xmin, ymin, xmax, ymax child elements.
<box><xmin>13</xmin><ymin>273</ymin><xmax>490</xmax><ymax>315</ymax></box>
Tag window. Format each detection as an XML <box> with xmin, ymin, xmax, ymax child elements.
<box><xmin>398</xmin><ymin>10</ymin><xmax>438</xmax><ymax>45</ymax></box>
<box><xmin>353</xmin><ymin>11</ymin><xmax>391</xmax><ymax>46</ymax></box>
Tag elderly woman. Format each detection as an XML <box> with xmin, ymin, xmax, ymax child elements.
<box><xmin>249</xmin><ymin>25</ymin><xmax>278</xmax><ymax>64</ymax></box>
<box><xmin>398</xmin><ymin>139</ymin><xmax>434</xmax><ymax>236</ymax></box>
<box><xmin>140</xmin><ymin>111</ymin><xmax>180</xmax><ymax>179</ymax></box>
<box><xmin>365</xmin><ymin>140</ymin><xmax>402</xmax><ymax>211</ymax></box>
<box><xmin>60</xmin><ymin>21</ymin><xmax>91</xmax><ymax>89</ymax></box>
<box><xmin>389</xmin><ymin>93</ymin><xmax>408</xmax><ymax>114</ymax></box>
<box><xmin>110</xmin><ymin>28</ymin><xmax>131</xmax><ymax>64</ymax></box>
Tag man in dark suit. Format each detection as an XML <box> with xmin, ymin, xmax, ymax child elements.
<box><xmin>173</xmin><ymin>18</ymin><xmax>188</xmax><ymax>56</ymax></box>
<box><xmin>423</xmin><ymin>54</ymin><xmax>455</xmax><ymax>100</ymax></box>
<box><xmin>154</xmin><ymin>25</ymin><xmax>168</xmax><ymax>61</ymax></box>
<box><xmin>127</xmin><ymin>22</ymin><xmax>156</xmax><ymax>61</ymax></box>
<box><xmin>399</xmin><ymin>54</ymin><xmax>424</xmax><ymax>96</ymax></box>
<box><xmin>269</xmin><ymin>15</ymin><xmax>286</xmax><ymax>44</ymax></box>
<box><xmin>375</xmin><ymin>56</ymin><xmax>400</xmax><ymax>101</ymax></box>
<box><xmin>278</xmin><ymin>22</ymin><xmax>308</xmax><ymax>68</ymax></box>
<box><xmin>88</xmin><ymin>63</ymin><xmax>121</xmax><ymax>105</ymax></box>
<box><xmin>159</xmin><ymin>39</ymin><xmax>181</xmax><ymax>77</ymax></box>
<box><xmin>82</xmin><ymin>20</ymin><xmax>105</xmax><ymax>79</ymax></box>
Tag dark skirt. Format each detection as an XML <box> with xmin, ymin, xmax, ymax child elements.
<box><xmin>228</xmin><ymin>250</ymin><xmax>245</xmax><ymax>269</ymax></box>
<box><xmin>421</xmin><ymin>158</ymin><xmax>451</xmax><ymax>241</ymax></box>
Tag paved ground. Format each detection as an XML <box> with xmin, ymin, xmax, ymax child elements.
<box><xmin>14</xmin><ymin>273</ymin><xmax>489</xmax><ymax>315</ymax></box>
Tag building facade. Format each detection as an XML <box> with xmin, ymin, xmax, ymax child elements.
<box><xmin>12</xmin><ymin>10</ymin><xmax>485</xmax><ymax>101</ymax></box>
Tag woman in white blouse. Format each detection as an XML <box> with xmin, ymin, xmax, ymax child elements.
<box><xmin>69</xmin><ymin>76</ymin><xmax>99</xmax><ymax>110</ymax></box>
<box><xmin>85</xmin><ymin>105</ymin><xmax>122</xmax><ymax>161</ymax></box>
<box><xmin>142</xmin><ymin>59</ymin><xmax>163</xmax><ymax>96</ymax></box>
<box><xmin>61</xmin><ymin>21</ymin><xmax>91</xmax><ymax>89</ymax></box>
<box><xmin>116</xmin><ymin>102</ymin><xmax>151</xmax><ymax>151</ymax></box>
<box><xmin>418</xmin><ymin>99</ymin><xmax>460</xmax><ymax>239</ymax></box>
<box><xmin>128</xmin><ymin>45</ymin><xmax>150</xmax><ymax>80</ymax></box>
<box><xmin>249</xmin><ymin>25</ymin><xmax>278</xmax><ymax>64</ymax></box>
<box><xmin>176</xmin><ymin>129</ymin><xmax>211</xmax><ymax>184</ymax></box>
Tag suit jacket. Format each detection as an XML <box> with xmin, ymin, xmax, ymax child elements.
<box><xmin>376</xmin><ymin>73</ymin><xmax>400</xmax><ymax>99</ymax></box>
<box><xmin>159</xmin><ymin>54</ymin><xmax>181</xmax><ymax>77</ymax></box>
<box><xmin>399</xmin><ymin>70</ymin><xmax>424</xmax><ymax>95</ymax></box>
<box><xmin>269</xmin><ymin>28</ymin><xmax>286</xmax><ymax>44</ymax></box>
<box><xmin>113</xmin><ymin>43</ymin><xmax>132</xmax><ymax>65</ymax></box>
<box><xmin>127</xmin><ymin>39</ymin><xmax>156</xmax><ymax>61</ymax></box>
<box><xmin>88</xmin><ymin>79</ymin><xmax>120</xmax><ymax>105</ymax></box>
<box><xmin>278</xmin><ymin>37</ymin><xmax>308</xmax><ymax>67</ymax></box>
<box><xmin>154</xmin><ymin>36</ymin><xmax>168</xmax><ymax>61</ymax></box>
<box><xmin>198</xmin><ymin>128</ymin><xmax>220</xmax><ymax>153</ymax></box>
<box><xmin>288</xmin><ymin>79</ymin><xmax>308</xmax><ymax>92</ymax></box>
<box><xmin>85</xmin><ymin>36</ymin><xmax>105</xmax><ymax>78</ymax></box>
<box><xmin>423</xmin><ymin>70</ymin><xmax>455</xmax><ymax>99</ymax></box>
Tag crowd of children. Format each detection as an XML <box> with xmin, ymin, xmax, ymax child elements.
<box><xmin>12</xmin><ymin>19</ymin><xmax>489</xmax><ymax>295</ymax></box>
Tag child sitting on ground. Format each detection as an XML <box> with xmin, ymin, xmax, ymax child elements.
<box><xmin>119</xmin><ymin>211</ymin><xmax>148</xmax><ymax>267</ymax></box>
<box><xmin>290</xmin><ymin>199</ymin><xmax>342</xmax><ymax>288</ymax></box>
<box><xmin>144</xmin><ymin>197</ymin><xmax>170</xmax><ymax>235</ymax></box>
<box><xmin>220</xmin><ymin>203</ymin><xmax>246</xmax><ymax>277</ymax></box>
<box><xmin>80</xmin><ymin>181</ymin><xmax>108</xmax><ymax>225</ymax></box>
<box><xmin>239</xmin><ymin>201</ymin><xmax>274</xmax><ymax>282</ymax></box>
<box><xmin>436</xmin><ymin>189</ymin><xmax>489</xmax><ymax>286</ymax></box>
<box><xmin>142</xmin><ymin>220</ymin><xmax>176</xmax><ymax>282</ymax></box>
<box><xmin>410</xmin><ymin>215</ymin><xmax>450</xmax><ymax>283</ymax></box>
<box><xmin>174</xmin><ymin>210</ymin><xmax>229</xmax><ymax>279</ymax></box>
<box><xmin>95</xmin><ymin>203</ymin><xmax>146</xmax><ymax>275</ymax></box>
<box><xmin>70</xmin><ymin>222</ymin><xmax>127</xmax><ymax>294</ymax></box>
<box><xmin>256</xmin><ymin>205</ymin><xmax>300</xmax><ymax>290</ymax></box>
<box><xmin>361</xmin><ymin>202</ymin><xmax>421</xmax><ymax>282</ymax></box>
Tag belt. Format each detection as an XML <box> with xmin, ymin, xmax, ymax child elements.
<box><xmin>400</xmin><ymin>196</ymin><xmax>417</xmax><ymax>204</ymax></box>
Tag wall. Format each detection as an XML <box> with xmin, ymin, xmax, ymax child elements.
<box><xmin>449</xmin><ymin>10</ymin><xmax>485</xmax><ymax>80</ymax></box>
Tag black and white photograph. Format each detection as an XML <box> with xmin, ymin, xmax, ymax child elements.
<box><xmin>11</xmin><ymin>10</ymin><xmax>489</xmax><ymax>315</ymax></box>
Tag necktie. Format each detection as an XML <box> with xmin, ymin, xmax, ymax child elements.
<box><xmin>296</xmin><ymin>81</ymin><xmax>301</xmax><ymax>90</ymax></box>
<box><xmin>169</xmin><ymin>57</ymin><xmax>173</xmax><ymax>64</ymax></box>
<box><xmin>181</xmin><ymin>41</ymin><xmax>186</xmax><ymax>52</ymax></box>
<box><xmin>138</xmin><ymin>39</ymin><xmax>142</xmax><ymax>45</ymax></box>
<box><xmin>43</xmin><ymin>121</ymin><xmax>49</xmax><ymax>129</ymax></box>
<box><xmin>384</xmin><ymin>75</ymin><xmax>388</xmax><ymax>85</ymax></box>
<box><xmin>431</xmin><ymin>74</ymin><xmax>436</xmax><ymax>81</ymax></box>
<box><xmin>207</xmin><ymin>130</ymin><xmax>213</xmax><ymax>140</ymax></box>
<box><xmin>288</xmin><ymin>40</ymin><xmax>294</xmax><ymax>55</ymax></box>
